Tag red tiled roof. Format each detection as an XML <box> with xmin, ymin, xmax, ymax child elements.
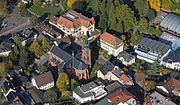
<box><xmin>34</xmin><ymin>71</ymin><xmax>54</xmax><ymax>88</ymax></box>
<box><xmin>57</xmin><ymin>10</ymin><xmax>95</xmax><ymax>29</ymax></box>
<box><xmin>106</xmin><ymin>89</ymin><xmax>134</xmax><ymax>104</ymax></box>
<box><xmin>164</xmin><ymin>78</ymin><xmax>180</xmax><ymax>92</ymax></box>
<box><xmin>38</xmin><ymin>34</ymin><xmax>46</xmax><ymax>41</ymax></box>
<box><xmin>119</xmin><ymin>74</ymin><xmax>133</xmax><ymax>85</ymax></box>
<box><xmin>100</xmin><ymin>32</ymin><xmax>123</xmax><ymax>49</ymax></box>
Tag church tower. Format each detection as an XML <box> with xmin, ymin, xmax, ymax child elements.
<box><xmin>82</xmin><ymin>36</ymin><xmax>91</xmax><ymax>69</ymax></box>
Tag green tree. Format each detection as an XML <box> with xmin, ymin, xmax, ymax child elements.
<box><xmin>56</xmin><ymin>72</ymin><xmax>69</xmax><ymax>92</ymax></box>
<box><xmin>41</xmin><ymin>38</ymin><xmax>51</xmax><ymax>54</ymax></box>
<box><xmin>43</xmin><ymin>89</ymin><xmax>57</xmax><ymax>103</ymax></box>
<box><xmin>110</xmin><ymin>4</ymin><xmax>137</xmax><ymax>33</ymax></box>
<box><xmin>71</xmin><ymin>79</ymin><xmax>80</xmax><ymax>90</ymax></box>
<box><xmin>37</xmin><ymin>65</ymin><xmax>47</xmax><ymax>73</ymax></box>
<box><xmin>107</xmin><ymin>3</ymin><xmax>115</xmax><ymax>27</ymax></box>
<box><xmin>33</xmin><ymin>0</ymin><xmax>41</xmax><ymax>6</ymax></box>
<box><xmin>146</xmin><ymin>9</ymin><xmax>155</xmax><ymax>21</ymax></box>
<box><xmin>138</xmin><ymin>17</ymin><xmax>148</xmax><ymax>31</ymax></box>
<box><xmin>161</xmin><ymin>0</ymin><xmax>173</xmax><ymax>9</ymax></box>
<box><xmin>30</xmin><ymin>16</ymin><xmax>38</xmax><ymax>26</ymax></box>
<box><xmin>29</xmin><ymin>41</ymin><xmax>43</xmax><ymax>58</ymax></box>
<box><xmin>146</xmin><ymin>61</ymin><xmax>159</xmax><ymax>76</ymax></box>
<box><xmin>6</xmin><ymin>60</ymin><xmax>14</xmax><ymax>70</ymax></box>
<box><xmin>87</xmin><ymin>0</ymin><xmax>101</xmax><ymax>15</ymax></box>
<box><xmin>0</xmin><ymin>0</ymin><xmax>9</xmax><ymax>16</ymax></box>
<box><xmin>19</xmin><ymin>47</ymin><xmax>29</xmax><ymax>68</ymax></box>
<box><xmin>0</xmin><ymin>62</ymin><xmax>8</xmax><ymax>79</ymax></box>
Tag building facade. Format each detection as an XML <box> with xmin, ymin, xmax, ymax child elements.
<box><xmin>56</xmin><ymin>10</ymin><xmax>95</xmax><ymax>37</ymax></box>
<box><xmin>99</xmin><ymin>32</ymin><xmax>124</xmax><ymax>57</ymax></box>
<box><xmin>31</xmin><ymin>71</ymin><xmax>54</xmax><ymax>90</ymax></box>
<box><xmin>49</xmin><ymin>37</ymin><xmax>91</xmax><ymax>80</ymax></box>
<box><xmin>73</xmin><ymin>81</ymin><xmax>107</xmax><ymax>104</ymax></box>
<box><xmin>134</xmin><ymin>37</ymin><xmax>171</xmax><ymax>63</ymax></box>
<box><xmin>117</xmin><ymin>51</ymin><xmax>135</xmax><ymax>66</ymax></box>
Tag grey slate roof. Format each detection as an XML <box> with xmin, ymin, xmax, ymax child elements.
<box><xmin>105</xmin><ymin>82</ymin><xmax>122</xmax><ymax>94</ymax></box>
<box><xmin>159</xmin><ymin>32</ymin><xmax>180</xmax><ymax>47</ymax></box>
<box><xmin>74</xmin><ymin>81</ymin><xmax>98</xmax><ymax>98</ymax></box>
<box><xmin>49</xmin><ymin>46</ymin><xmax>88</xmax><ymax>70</ymax></box>
<box><xmin>163</xmin><ymin>50</ymin><xmax>180</xmax><ymax>62</ymax></box>
<box><xmin>160</xmin><ymin>14</ymin><xmax>180</xmax><ymax>34</ymax></box>
<box><xmin>0</xmin><ymin>40</ymin><xmax>14</xmax><ymax>53</ymax></box>
<box><xmin>118</xmin><ymin>51</ymin><xmax>135</xmax><ymax>62</ymax></box>
<box><xmin>99</xmin><ymin>62</ymin><xmax>115</xmax><ymax>75</ymax></box>
<box><xmin>94</xmin><ymin>98</ymin><xmax>114</xmax><ymax>105</ymax></box>
<box><xmin>136</xmin><ymin>37</ymin><xmax>171</xmax><ymax>55</ymax></box>
<box><xmin>149</xmin><ymin>91</ymin><xmax>176</xmax><ymax>105</ymax></box>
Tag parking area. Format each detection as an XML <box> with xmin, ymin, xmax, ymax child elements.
<box><xmin>0</xmin><ymin>6</ymin><xmax>31</xmax><ymax>36</ymax></box>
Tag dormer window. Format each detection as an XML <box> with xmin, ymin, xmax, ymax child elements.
<box><xmin>116</xmin><ymin>97</ymin><xmax>119</xmax><ymax>102</ymax></box>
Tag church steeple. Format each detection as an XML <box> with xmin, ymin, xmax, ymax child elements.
<box><xmin>84</xmin><ymin>35</ymin><xmax>89</xmax><ymax>51</ymax></box>
<box><xmin>82</xmin><ymin>35</ymin><xmax>91</xmax><ymax>69</ymax></box>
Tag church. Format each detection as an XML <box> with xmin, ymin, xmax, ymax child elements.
<box><xmin>48</xmin><ymin>36</ymin><xmax>91</xmax><ymax>80</ymax></box>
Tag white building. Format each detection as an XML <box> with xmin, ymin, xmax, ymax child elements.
<box><xmin>73</xmin><ymin>81</ymin><xmax>107</xmax><ymax>104</ymax></box>
<box><xmin>161</xmin><ymin>50</ymin><xmax>180</xmax><ymax>70</ymax></box>
<box><xmin>99</xmin><ymin>32</ymin><xmax>124</xmax><ymax>57</ymax></box>
<box><xmin>31</xmin><ymin>71</ymin><xmax>54</xmax><ymax>90</ymax></box>
<box><xmin>134</xmin><ymin>37</ymin><xmax>171</xmax><ymax>63</ymax></box>
<box><xmin>117</xmin><ymin>51</ymin><xmax>135</xmax><ymax>66</ymax></box>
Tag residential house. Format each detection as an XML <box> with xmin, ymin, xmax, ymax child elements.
<box><xmin>31</xmin><ymin>71</ymin><xmax>54</xmax><ymax>90</ymax></box>
<box><xmin>156</xmin><ymin>78</ymin><xmax>180</xmax><ymax>96</ymax></box>
<box><xmin>161</xmin><ymin>50</ymin><xmax>180</xmax><ymax>70</ymax></box>
<box><xmin>49</xmin><ymin>37</ymin><xmax>91</xmax><ymax>80</ymax></box>
<box><xmin>73</xmin><ymin>81</ymin><xmax>107</xmax><ymax>104</ymax></box>
<box><xmin>159</xmin><ymin>32</ymin><xmax>180</xmax><ymax>48</ymax></box>
<box><xmin>0</xmin><ymin>81</ymin><xmax>21</xmax><ymax>104</ymax></box>
<box><xmin>97</xmin><ymin>62</ymin><xmax>134</xmax><ymax>85</ymax></box>
<box><xmin>134</xmin><ymin>37</ymin><xmax>171</xmax><ymax>63</ymax></box>
<box><xmin>1</xmin><ymin>81</ymin><xmax>16</xmax><ymax>97</ymax></box>
<box><xmin>105</xmin><ymin>82</ymin><xmax>122</xmax><ymax>94</ymax></box>
<box><xmin>94</xmin><ymin>98</ymin><xmax>114</xmax><ymax>105</ymax></box>
<box><xmin>99</xmin><ymin>32</ymin><xmax>124</xmax><ymax>57</ymax></box>
<box><xmin>34</xmin><ymin>22</ymin><xmax>64</xmax><ymax>40</ymax></box>
<box><xmin>117</xmin><ymin>51</ymin><xmax>135</xmax><ymax>66</ymax></box>
<box><xmin>144</xmin><ymin>91</ymin><xmax>176</xmax><ymax>105</ymax></box>
<box><xmin>106</xmin><ymin>88</ymin><xmax>137</xmax><ymax>105</ymax></box>
<box><xmin>56</xmin><ymin>10</ymin><xmax>95</xmax><ymax>37</ymax></box>
<box><xmin>0</xmin><ymin>40</ymin><xmax>14</xmax><ymax>57</ymax></box>
<box><xmin>160</xmin><ymin>14</ymin><xmax>180</xmax><ymax>35</ymax></box>
<box><xmin>27</xmin><ymin>87</ymin><xmax>44</xmax><ymax>104</ymax></box>
<box><xmin>49</xmin><ymin>15</ymin><xmax>59</xmax><ymax>28</ymax></box>
<box><xmin>54</xmin><ymin>35</ymin><xmax>74</xmax><ymax>49</ymax></box>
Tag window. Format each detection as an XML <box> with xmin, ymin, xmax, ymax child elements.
<box><xmin>84</xmin><ymin>56</ymin><xmax>86</xmax><ymax>60</ymax></box>
<box><xmin>79</xmin><ymin>73</ymin><xmax>81</xmax><ymax>77</ymax></box>
<box><xmin>116</xmin><ymin>98</ymin><xmax>119</xmax><ymax>102</ymax></box>
<box><xmin>82</xmin><ymin>73</ymin><xmax>84</xmax><ymax>77</ymax></box>
<box><xmin>87</xmin><ymin>56</ymin><xmax>89</xmax><ymax>61</ymax></box>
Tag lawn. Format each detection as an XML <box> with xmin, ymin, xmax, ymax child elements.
<box><xmin>29</xmin><ymin>5</ymin><xmax>62</xmax><ymax>18</ymax></box>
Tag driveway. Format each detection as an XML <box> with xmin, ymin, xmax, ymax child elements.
<box><xmin>0</xmin><ymin>6</ymin><xmax>31</xmax><ymax>36</ymax></box>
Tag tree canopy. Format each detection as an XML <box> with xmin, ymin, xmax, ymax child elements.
<box><xmin>43</xmin><ymin>89</ymin><xmax>57</xmax><ymax>103</ymax></box>
<box><xmin>56</xmin><ymin>72</ymin><xmax>69</xmax><ymax>92</ymax></box>
<box><xmin>0</xmin><ymin>62</ymin><xmax>8</xmax><ymax>79</ymax></box>
<box><xmin>109</xmin><ymin>4</ymin><xmax>137</xmax><ymax>33</ymax></box>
